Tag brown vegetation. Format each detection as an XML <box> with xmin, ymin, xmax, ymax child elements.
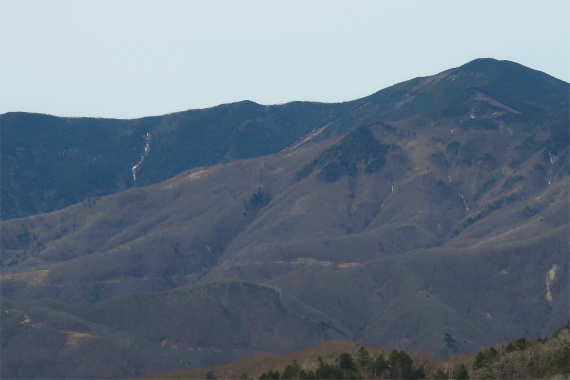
<box><xmin>145</xmin><ymin>329</ymin><xmax>570</xmax><ymax>379</ymax></box>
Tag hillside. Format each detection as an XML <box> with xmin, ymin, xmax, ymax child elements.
<box><xmin>1</xmin><ymin>58</ymin><xmax>568</xmax><ymax>378</ymax></box>
<box><xmin>1</xmin><ymin>101</ymin><xmax>358</xmax><ymax>220</ymax></box>
<box><xmin>1</xmin><ymin>282</ymin><xmax>346</xmax><ymax>378</ymax></box>
<box><xmin>146</xmin><ymin>328</ymin><xmax>570</xmax><ymax>380</ymax></box>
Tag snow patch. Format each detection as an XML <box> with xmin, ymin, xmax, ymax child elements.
<box><xmin>546</xmin><ymin>264</ymin><xmax>558</xmax><ymax>302</ymax></box>
<box><xmin>459</xmin><ymin>193</ymin><xmax>469</xmax><ymax>211</ymax></box>
<box><xmin>132</xmin><ymin>132</ymin><xmax>151</xmax><ymax>181</ymax></box>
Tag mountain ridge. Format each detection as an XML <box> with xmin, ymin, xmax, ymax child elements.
<box><xmin>2</xmin><ymin>58</ymin><xmax>568</xmax><ymax>220</ymax></box>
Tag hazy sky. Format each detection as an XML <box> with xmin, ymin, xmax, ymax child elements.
<box><xmin>1</xmin><ymin>0</ymin><xmax>569</xmax><ymax>119</ymax></box>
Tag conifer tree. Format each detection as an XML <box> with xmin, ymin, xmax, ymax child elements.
<box><xmin>357</xmin><ymin>346</ymin><xmax>372</xmax><ymax>374</ymax></box>
<box><xmin>453</xmin><ymin>364</ymin><xmax>469</xmax><ymax>380</ymax></box>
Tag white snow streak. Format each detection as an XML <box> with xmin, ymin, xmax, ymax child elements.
<box><xmin>132</xmin><ymin>132</ymin><xmax>151</xmax><ymax>181</ymax></box>
<box><xmin>546</xmin><ymin>264</ymin><xmax>558</xmax><ymax>302</ymax></box>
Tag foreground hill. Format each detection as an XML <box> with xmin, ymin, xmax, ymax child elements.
<box><xmin>146</xmin><ymin>328</ymin><xmax>570</xmax><ymax>380</ymax></box>
<box><xmin>1</xmin><ymin>59</ymin><xmax>568</xmax><ymax>378</ymax></box>
<box><xmin>1</xmin><ymin>283</ymin><xmax>345</xmax><ymax>378</ymax></box>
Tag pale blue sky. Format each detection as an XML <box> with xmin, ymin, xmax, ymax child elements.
<box><xmin>1</xmin><ymin>0</ymin><xmax>569</xmax><ymax>119</ymax></box>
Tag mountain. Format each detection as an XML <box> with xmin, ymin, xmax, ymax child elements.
<box><xmin>1</xmin><ymin>58</ymin><xmax>568</xmax><ymax>379</ymax></box>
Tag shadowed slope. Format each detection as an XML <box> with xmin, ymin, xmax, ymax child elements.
<box><xmin>1</xmin><ymin>101</ymin><xmax>358</xmax><ymax>220</ymax></box>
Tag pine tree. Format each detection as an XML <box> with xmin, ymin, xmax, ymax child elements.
<box><xmin>357</xmin><ymin>346</ymin><xmax>372</xmax><ymax>375</ymax></box>
<box><xmin>338</xmin><ymin>352</ymin><xmax>357</xmax><ymax>372</ymax></box>
<box><xmin>472</xmin><ymin>352</ymin><xmax>486</xmax><ymax>370</ymax></box>
<box><xmin>374</xmin><ymin>354</ymin><xmax>389</xmax><ymax>378</ymax></box>
<box><xmin>453</xmin><ymin>364</ymin><xmax>469</xmax><ymax>380</ymax></box>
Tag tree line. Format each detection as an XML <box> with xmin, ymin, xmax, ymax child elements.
<box><xmin>202</xmin><ymin>327</ymin><xmax>569</xmax><ymax>380</ymax></box>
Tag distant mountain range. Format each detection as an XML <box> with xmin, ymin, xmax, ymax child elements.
<box><xmin>1</xmin><ymin>58</ymin><xmax>568</xmax><ymax>379</ymax></box>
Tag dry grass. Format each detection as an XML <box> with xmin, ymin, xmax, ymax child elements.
<box><xmin>0</xmin><ymin>270</ymin><xmax>50</xmax><ymax>285</ymax></box>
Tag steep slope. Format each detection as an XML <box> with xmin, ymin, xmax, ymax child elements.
<box><xmin>1</xmin><ymin>58</ymin><xmax>568</xmax><ymax>378</ymax></box>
